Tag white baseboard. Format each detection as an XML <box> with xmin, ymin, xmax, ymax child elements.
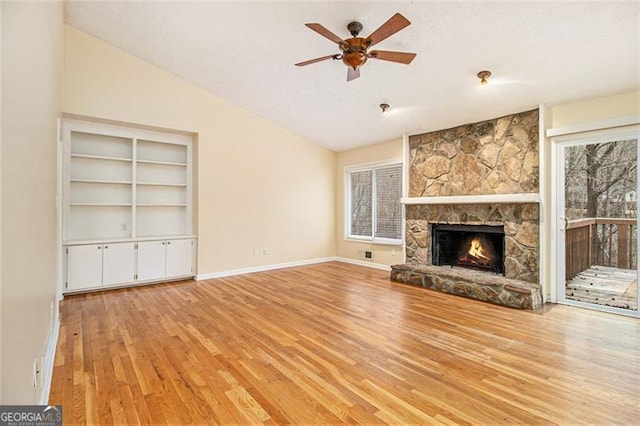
<box><xmin>195</xmin><ymin>256</ymin><xmax>392</xmax><ymax>281</ymax></box>
<box><xmin>39</xmin><ymin>314</ymin><xmax>60</xmax><ymax>405</ymax></box>
<box><xmin>195</xmin><ymin>257</ymin><xmax>336</xmax><ymax>280</ymax></box>
<box><xmin>334</xmin><ymin>256</ymin><xmax>391</xmax><ymax>271</ymax></box>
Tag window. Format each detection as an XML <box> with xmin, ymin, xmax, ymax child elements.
<box><xmin>346</xmin><ymin>163</ymin><xmax>403</xmax><ymax>243</ymax></box>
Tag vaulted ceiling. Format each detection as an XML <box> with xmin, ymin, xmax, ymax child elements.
<box><xmin>65</xmin><ymin>1</ymin><xmax>639</xmax><ymax>151</ymax></box>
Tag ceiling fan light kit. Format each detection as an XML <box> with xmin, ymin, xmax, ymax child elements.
<box><xmin>295</xmin><ymin>13</ymin><xmax>417</xmax><ymax>81</ymax></box>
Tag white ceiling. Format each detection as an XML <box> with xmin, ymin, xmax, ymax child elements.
<box><xmin>64</xmin><ymin>1</ymin><xmax>639</xmax><ymax>152</ymax></box>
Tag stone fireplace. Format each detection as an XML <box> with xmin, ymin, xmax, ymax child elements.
<box><xmin>391</xmin><ymin>109</ymin><xmax>543</xmax><ymax>309</ymax></box>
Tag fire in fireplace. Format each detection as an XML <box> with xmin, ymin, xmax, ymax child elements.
<box><xmin>432</xmin><ymin>224</ymin><xmax>505</xmax><ymax>274</ymax></box>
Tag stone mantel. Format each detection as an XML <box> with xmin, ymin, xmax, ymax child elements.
<box><xmin>401</xmin><ymin>193</ymin><xmax>541</xmax><ymax>205</ymax></box>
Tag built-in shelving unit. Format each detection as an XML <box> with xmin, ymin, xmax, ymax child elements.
<box><xmin>61</xmin><ymin>119</ymin><xmax>196</xmax><ymax>293</ymax></box>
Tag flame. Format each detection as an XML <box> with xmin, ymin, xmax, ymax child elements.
<box><xmin>467</xmin><ymin>238</ymin><xmax>490</xmax><ymax>261</ymax></box>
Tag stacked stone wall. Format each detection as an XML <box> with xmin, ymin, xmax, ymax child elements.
<box><xmin>408</xmin><ymin>109</ymin><xmax>539</xmax><ymax>197</ymax></box>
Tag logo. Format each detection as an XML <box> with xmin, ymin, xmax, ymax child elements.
<box><xmin>0</xmin><ymin>405</ymin><xmax>62</xmax><ymax>426</ymax></box>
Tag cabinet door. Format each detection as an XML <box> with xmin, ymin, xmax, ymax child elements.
<box><xmin>137</xmin><ymin>241</ymin><xmax>166</xmax><ymax>281</ymax></box>
<box><xmin>67</xmin><ymin>245</ymin><xmax>103</xmax><ymax>291</ymax></box>
<box><xmin>165</xmin><ymin>239</ymin><xmax>193</xmax><ymax>277</ymax></box>
<box><xmin>103</xmin><ymin>242</ymin><xmax>135</xmax><ymax>286</ymax></box>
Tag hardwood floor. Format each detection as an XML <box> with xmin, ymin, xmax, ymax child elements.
<box><xmin>49</xmin><ymin>261</ymin><xmax>640</xmax><ymax>425</ymax></box>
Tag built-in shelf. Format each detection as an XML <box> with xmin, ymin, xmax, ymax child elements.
<box><xmin>401</xmin><ymin>193</ymin><xmax>541</xmax><ymax>205</ymax></box>
<box><xmin>70</xmin><ymin>203</ymin><xmax>133</xmax><ymax>207</ymax></box>
<box><xmin>71</xmin><ymin>179</ymin><xmax>132</xmax><ymax>185</ymax></box>
<box><xmin>137</xmin><ymin>182</ymin><xmax>187</xmax><ymax>187</ymax></box>
<box><xmin>63</xmin><ymin>120</ymin><xmax>196</xmax><ymax>294</ymax></box>
<box><xmin>71</xmin><ymin>153</ymin><xmax>132</xmax><ymax>162</ymax></box>
<box><xmin>64</xmin><ymin>234</ymin><xmax>197</xmax><ymax>246</ymax></box>
<box><xmin>137</xmin><ymin>203</ymin><xmax>187</xmax><ymax>207</ymax></box>
<box><xmin>136</xmin><ymin>159</ymin><xmax>187</xmax><ymax>167</ymax></box>
<box><xmin>64</xmin><ymin>119</ymin><xmax>193</xmax><ymax>256</ymax></box>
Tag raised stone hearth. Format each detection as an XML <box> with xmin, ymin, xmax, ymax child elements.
<box><xmin>391</xmin><ymin>264</ymin><xmax>543</xmax><ymax>310</ymax></box>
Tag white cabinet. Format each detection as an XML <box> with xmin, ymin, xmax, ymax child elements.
<box><xmin>61</xmin><ymin>119</ymin><xmax>196</xmax><ymax>293</ymax></box>
<box><xmin>66</xmin><ymin>245</ymin><xmax>103</xmax><ymax>291</ymax></box>
<box><xmin>138</xmin><ymin>239</ymin><xmax>194</xmax><ymax>282</ymax></box>
<box><xmin>66</xmin><ymin>242</ymin><xmax>135</xmax><ymax>291</ymax></box>
<box><xmin>65</xmin><ymin>239</ymin><xmax>193</xmax><ymax>293</ymax></box>
<box><xmin>166</xmin><ymin>239</ymin><xmax>194</xmax><ymax>277</ymax></box>
<box><xmin>137</xmin><ymin>241</ymin><xmax>167</xmax><ymax>281</ymax></box>
<box><xmin>103</xmin><ymin>243</ymin><xmax>136</xmax><ymax>286</ymax></box>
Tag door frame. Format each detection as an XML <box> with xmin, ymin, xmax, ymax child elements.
<box><xmin>551</xmin><ymin>125</ymin><xmax>639</xmax><ymax>317</ymax></box>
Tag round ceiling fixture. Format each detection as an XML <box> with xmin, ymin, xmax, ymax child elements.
<box><xmin>477</xmin><ymin>70</ymin><xmax>492</xmax><ymax>85</ymax></box>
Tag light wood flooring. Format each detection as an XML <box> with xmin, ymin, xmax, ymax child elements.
<box><xmin>566</xmin><ymin>265</ymin><xmax>638</xmax><ymax>310</ymax></box>
<box><xmin>50</xmin><ymin>262</ymin><xmax>640</xmax><ymax>424</ymax></box>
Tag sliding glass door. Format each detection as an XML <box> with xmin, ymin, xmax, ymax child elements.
<box><xmin>556</xmin><ymin>129</ymin><xmax>639</xmax><ymax>316</ymax></box>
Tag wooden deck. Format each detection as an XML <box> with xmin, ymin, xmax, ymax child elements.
<box><xmin>50</xmin><ymin>262</ymin><xmax>640</xmax><ymax>424</ymax></box>
<box><xmin>566</xmin><ymin>265</ymin><xmax>638</xmax><ymax>310</ymax></box>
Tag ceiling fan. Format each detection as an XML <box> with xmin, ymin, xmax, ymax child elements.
<box><xmin>295</xmin><ymin>13</ymin><xmax>417</xmax><ymax>82</ymax></box>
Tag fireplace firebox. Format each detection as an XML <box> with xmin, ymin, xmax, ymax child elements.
<box><xmin>432</xmin><ymin>224</ymin><xmax>505</xmax><ymax>274</ymax></box>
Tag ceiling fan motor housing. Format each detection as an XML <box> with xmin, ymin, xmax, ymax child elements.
<box><xmin>340</xmin><ymin>37</ymin><xmax>369</xmax><ymax>69</ymax></box>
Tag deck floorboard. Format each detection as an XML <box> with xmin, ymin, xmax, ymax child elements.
<box><xmin>566</xmin><ymin>265</ymin><xmax>638</xmax><ymax>310</ymax></box>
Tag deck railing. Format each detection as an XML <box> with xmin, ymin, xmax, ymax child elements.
<box><xmin>565</xmin><ymin>218</ymin><xmax>637</xmax><ymax>281</ymax></box>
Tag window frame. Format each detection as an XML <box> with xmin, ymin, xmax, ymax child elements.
<box><xmin>344</xmin><ymin>160</ymin><xmax>404</xmax><ymax>245</ymax></box>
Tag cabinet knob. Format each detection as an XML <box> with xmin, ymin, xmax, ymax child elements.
<box><xmin>105</xmin><ymin>245</ymin><xmax>109</xmax><ymax>249</ymax></box>
<box><xmin>167</xmin><ymin>241</ymin><xmax>171</xmax><ymax>245</ymax></box>
<box><xmin>161</xmin><ymin>242</ymin><xmax>165</xmax><ymax>245</ymax></box>
<box><xmin>98</xmin><ymin>246</ymin><xmax>102</xmax><ymax>249</ymax></box>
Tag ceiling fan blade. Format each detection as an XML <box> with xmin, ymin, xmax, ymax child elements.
<box><xmin>305</xmin><ymin>23</ymin><xmax>345</xmax><ymax>44</ymax></box>
<box><xmin>346</xmin><ymin>67</ymin><xmax>360</xmax><ymax>82</ymax></box>
<box><xmin>295</xmin><ymin>54</ymin><xmax>338</xmax><ymax>67</ymax></box>
<box><xmin>365</xmin><ymin>13</ymin><xmax>411</xmax><ymax>47</ymax></box>
<box><xmin>369</xmin><ymin>50</ymin><xmax>416</xmax><ymax>64</ymax></box>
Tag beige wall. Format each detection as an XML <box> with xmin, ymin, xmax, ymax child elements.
<box><xmin>335</xmin><ymin>138</ymin><xmax>403</xmax><ymax>267</ymax></box>
<box><xmin>1</xmin><ymin>1</ymin><xmax>63</xmax><ymax>403</ymax></box>
<box><xmin>550</xmin><ymin>90</ymin><xmax>639</xmax><ymax>128</ymax></box>
<box><xmin>63</xmin><ymin>25</ymin><xmax>336</xmax><ymax>275</ymax></box>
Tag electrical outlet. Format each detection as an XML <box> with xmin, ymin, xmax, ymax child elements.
<box><xmin>263</xmin><ymin>247</ymin><xmax>269</xmax><ymax>255</ymax></box>
<box><xmin>252</xmin><ymin>248</ymin><xmax>260</xmax><ymax>256</ymax></box>
<box><xmin>391</xmin><ymin>249</ymin><xmax>396</xmax><ymax>256</ymax></box>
